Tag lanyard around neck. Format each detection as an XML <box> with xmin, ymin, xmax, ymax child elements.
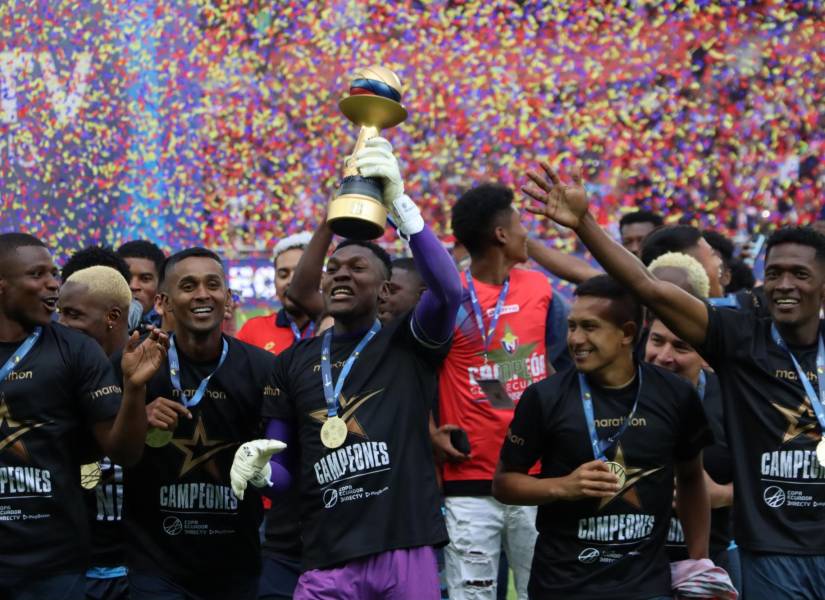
<box><xmin>465</xmin><ymin>270</ymin><xmax>509</xmax><ymax>360</ymax></box>
<box><xmin>0</xmin><ymin>328</ymin><xmax>42</xmax><ymax>384</ymax></box>
<box><xmin>168</xmin><ymin>335</ymin><xmax>229</xmax><ymax>408</ymax></box>
<box><xmin>697</xmin><ymin>369</ymin><xmax>707</xmax><ymax>402</ymax></box>
<box><xmin>320</xmin><ymin>320</ymin><xmax>381</xmax><ymax>419</ymax></box>
<box><xmin>579</xmin><ymin>368</ymin><xmax>642</xmax><ymax>461</ymax></box>
<box><xmin>770</xmin><ymin>324</ymin><xmax>825</xmax><ymax>433</ymax></box>
<box><xmin>286</xmin><ymin>314</ymin><xmax>315</xmax><ymax>342</ymax></box>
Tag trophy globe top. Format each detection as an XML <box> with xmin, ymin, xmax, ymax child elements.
<box><xmin>339</xmin><ymin>65</ymin><xmax>407</xmax><ymax>129</ymax></box>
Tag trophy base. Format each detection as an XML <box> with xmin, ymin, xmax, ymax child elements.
<box><xmin>328</xmin><ymin>194</ymin><xmax>387</xmax><ymax>240</ymax></box>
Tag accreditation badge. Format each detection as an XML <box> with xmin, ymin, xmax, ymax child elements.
<box><xmin>605</xmin><ymin>461</ymin><xmax>626</xmax><ymax>488</ymax></box>
<box><xmin>477</xmin><ymin>378</ymin><xmax>515</xmax><ymax>409</ymax></box>
<box><xmin>321</xmin><ymin>416</ymin><xmax>348</xmax><ymax>449</ymax></box>
<box><xmin>145</xmin><ymin>426</ymin><xmax>174</xmax><ymax>448</ymax></box>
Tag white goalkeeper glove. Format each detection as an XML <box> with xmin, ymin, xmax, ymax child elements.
<box><xmin>230</xmin><ymin>439</ymin><xmax>286</xmax><ymax>501</ymax></box>
<box><xmin>354</xmin><ymin>137</ymin><xmax>424</xmax><ymax>236</ymax></box>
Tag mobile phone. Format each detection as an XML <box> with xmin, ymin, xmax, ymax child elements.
<box><xmin>746</xmin><ymin>234</ymin><xmax>766</xmax><ymax>267</ymax></box>
<box><xmin>477</xmin><ymin>378</ymin><xmax>515</xmax><ymax>409</ymax></box>
<box><xmin>449</xmin><ymin>429</ymin><xmax>471</xmax><ymax>455</ymax></box>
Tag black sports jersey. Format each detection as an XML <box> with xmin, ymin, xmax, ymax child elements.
<box><xmin>698</xmin><ymin>307</ymin><xmax>825</xmax><ymax>555</ymax></box>
<box><xmin>666</xmin><ymin>372</ymin><xmax>732</xmax><ymax>561</ymax></box>
<box><xmin>263</xmin><ymin>315</ymin><xmax>449</xmax><ymax>570</ymax></box>
<box><xmin>84</xmin><ymin>458</ymin><xmax>125</xmax><ymax>567</ymax></box>
<box><xmin>0</xmin><ymin>323</ymin><xmax>121</xmax><ymax>578</ymax></box>
<box><xmin>500</xmin><ymin>364</ymin><xmax>711</xmax><ymax>600</ymax></box>
<box><xmin>117</xmin><ymin>336</ymin><xmax>276</xmax><ymax>583</ymax></box>
<box><xmin>262</xmin><ymin>483</ymin><xmax>302</xmax><ymax>559</ymax></box>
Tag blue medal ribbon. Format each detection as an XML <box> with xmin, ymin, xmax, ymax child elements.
<box><xmin>168</xmin><ymin>335</ymin><xmax>229</xmax><ymax>408</ymax></box>
<box><xmin>465</xmin><ymin>270</ymin><xmax>510</xmax><ymax>361</ymax></box>
<box><xmin>579</xmin><ymin>368</ymin><xmax>642</xmax><ymax>461</ymax></box>
<box><xmin>321</xmin><ymin>320</ymin><xmax>381</xmax><ymax>419</ymax></box>
<box><xmin>697</xmin><ymin>369</ymin><xmax>707</xmax><ymax>402</ymax></box>
<box><xmin>770</xmin><ymin>324</ymin><xmax>825</xmax><ymax>434</ymax></box>
<box><xmin>0</xmin><ymin>328</ymin><xmax>42</xmax><ymax>383</ymax></box>
<box><xmin>287</xmin><ymin>315</ymin><xmax>315</xmax><ymax>342</ymax></box>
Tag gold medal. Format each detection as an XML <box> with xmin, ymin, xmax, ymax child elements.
<box><xmin>817</xmin><ymin>439</ymin><xmax>825</xmax><ymax>468</ymax></box>
<box><xmin>605</xmin><ymin>461</ymin><xmax>626</xmax><ymax>488</ymax></box>
<box><xmin>80</xmin><ymin>462</ymin><xmax>102</xmax><ymax>489</ymax></box>
<box><xmin>145</xmin><ymin>427</ymin><xmax>174</xmax><ymax>448</ymax></box>
<box><xmin>320</xmin><ymin>416</ymin><xmax>348</xmax><ymax>449</ymax></box>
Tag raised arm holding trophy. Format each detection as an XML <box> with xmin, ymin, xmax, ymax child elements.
<box><xmin>328</xmin><ymin>65</ymin><xmax>409</xmax><ymax>240</ymax></box>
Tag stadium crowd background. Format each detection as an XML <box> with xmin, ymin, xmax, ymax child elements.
<box><xmin>2</xmin><ymin>0</ymin><xmax>824</xmax><ymax>318</ymax></box>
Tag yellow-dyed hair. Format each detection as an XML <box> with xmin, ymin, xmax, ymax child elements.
<box><xmin>649</xmin><ymin>252</ymin><xmax>710</xmax><ymax>299</ymax></box>
<box><xmin>64</xmin><ymin>266</ymin><xmax>132</xmax><ymax>311</ymax></box>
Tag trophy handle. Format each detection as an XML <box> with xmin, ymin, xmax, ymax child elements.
<box><xmin>343</xmin><ymin>125</ymin><xmax>381</xmax><ymax>178</ymax></box>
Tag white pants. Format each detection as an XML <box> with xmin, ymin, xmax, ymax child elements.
<box><xmin>444</xmin><ymin>496</ymin><xmax>537</xmax><ymax>600</ymax></box>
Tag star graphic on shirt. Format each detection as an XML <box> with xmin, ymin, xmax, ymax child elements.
<box><xmin>598</xmin><ymin>443</ymin><xmax>664</xmax><ymax>511</ymax></box>
<box><xmin>0</xmin><ymin>393</ymin><xmax>46</xmax><ymax>462</ymax></box>
<box><xmin>771</xmin><ymin>398</ymin><xmax>820</xmax><ymax>444</ymax></box>
<box><xmin>482</xmin><ymin>341</ymin><xmax>537</xmax><ymax>378</ymax></box>
<box><xmin>171</xmin><ymin>415</ymin><xmax>235</xmax><ymax>478</ymax></box>
<box><xmin>308</xmin><ymin>389</ymin><xmax>384</xmax><ymax>439</ymax></box>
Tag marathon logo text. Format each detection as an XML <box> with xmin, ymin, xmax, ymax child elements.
<box><xmin>314</xmin><ymin>441</ymin><xmax>390</xmax><ymax>486</ymax></box>
<box><xmin>4</xmin><ymin>371</ymin><xmax>32</xmax><ymax>381</ymax></box>
<box><xmin>91</xmin><ymin>385</ymin><xmax>121</xmax><ymax>399</ymax></box>
<box><xmin>775</xmin><ymin>369</ymin><xmax>818</xmax><ymax>383</ymax></box>
<box><xmin>171</xmin><ymin>388</ymin><xmax>227</xmax><ymax>401</ymax></box>
<box><xmin>595</xmin><ymin>416</ymin><xmax>647</xmax><ymax>428</ymax></box>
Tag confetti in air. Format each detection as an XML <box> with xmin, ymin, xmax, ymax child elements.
<box><xmin>1</xmin><ymin>1</ymin><xmax>823</xmax><ymax>272</ymax></box>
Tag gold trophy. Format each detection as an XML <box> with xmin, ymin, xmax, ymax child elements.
<box><xmin>328</xmin><ymin>66</ymin><xmax>408</xmax><ymax>240</ymax></box>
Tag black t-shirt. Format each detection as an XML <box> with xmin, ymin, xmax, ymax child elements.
<box><xmin>118</xmin><ymin>336</ymin><xmax>276</xmax><ymax>583</ymax></box>
<box><xmin>0</xmin><ymin>323</ymin><xmax>121</xmax><ymax>578</ymax></box>
<box><xmin>734</xmin><ymin>286</ymin><xmax>770</xmax><ymax>318</ymax></box>
<box><xmin>666</xmin><ymin>371</ymin><xmax>732</xmax><ymax>561</ymax></box>
<box><xmin>500</xmin><ymin>364</ymin><xmax>711</xmax><ymax>600</ymax></box>
<box><xmin>84</xmin><ymin>458</ymin><xmax>125</xmax><ymax>568</ymax></box>
<box><xmin>698</xmin><ymin>306</ymin><xmax>825</xmax><ymax>554</ymax></box>
<box><xmin>262</xmin><ymin>479</ymin><xmax>302</xmax><ymax>560</ymax></box>
<box><xmin>263</xmin><ymin>315</ymin><xmax>450</xmax><ymax>570</ymax></box>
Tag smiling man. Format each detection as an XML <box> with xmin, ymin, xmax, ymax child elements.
<box><xmin>230</xmin><ymin>136</ymin><xmax>462</xmax><ymax>599</ymax></box>
<box><xmin>522</xmin><ymin>162</ymin><xmax>825</xmax><ymax>600</ymax></box>
<box><xmin>117</xmin><ymin>248</ymin><xmax>280</xmax><ymax>600</ymax></box>
<box><xmin>492</xmin><ymin>275</ymin><xmax>711</xmax><ymax>600</ymax></box>
<box><xmin>0</xmin><ymin>233</ymin><xmax>164</xmax><ymax>600</ymax></box>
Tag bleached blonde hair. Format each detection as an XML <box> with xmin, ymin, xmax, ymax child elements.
<box><xmin>64</xmin><ymin>266</ymin><xmax>132</xmax><ymax>311</ymax></box>
<box><xmin>649</xmin><ymin>252</ymin><xmax>710</xmax><ymax>299</ymax></box>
